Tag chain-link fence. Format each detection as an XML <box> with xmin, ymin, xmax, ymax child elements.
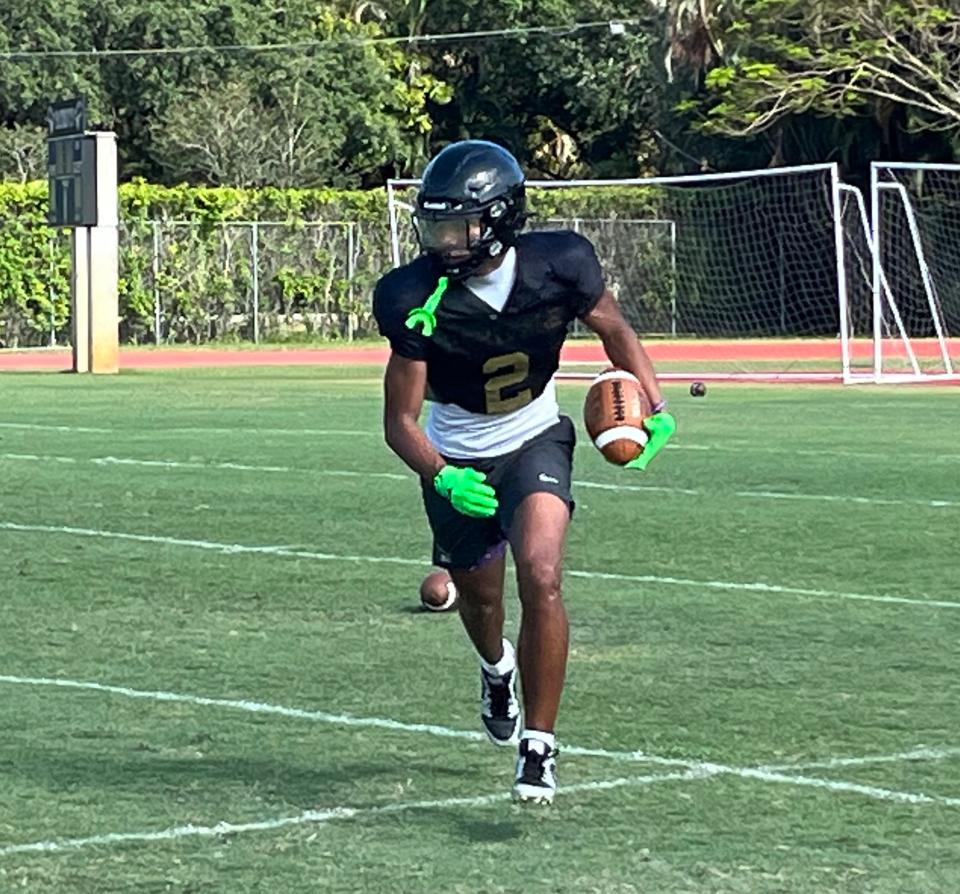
<box><xmin>3</xmin><ymin>212</ymin><xmax>683</xmax><ymax>346</ymax></box>
<box><xmin>0</xmin><ymin>222</ymin><xmax>72</xmax><ymax>348</ymax></box>
<box><xmin>387</xmin><ymin>210</ymin><xmax>678</xmax><ymax>337</ymax></box>
<box><xmin>120</xmin><ymin>219</ymin><xmax>398</xmax><ymax>344</ymax></box>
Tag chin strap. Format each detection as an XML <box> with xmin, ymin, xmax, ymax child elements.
<box><xmin>405</xmin><ymin>276</ymin><xmax>450</xmax><ymax>337</ymax></box>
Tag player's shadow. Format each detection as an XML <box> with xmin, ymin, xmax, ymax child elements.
<box><xmin>449</xmin><ymin>815</ymin><xmax>523</xmax><ymax>843</ymax></box>
<box><xmin>408</xmin><ymin>807</ymin><xmax>523</xmax><ymax>843</ymax></box>
<box><xmin>5</xmin><ymin>744</ymin><xmax>463</xmax><ymax>807</ymax></box>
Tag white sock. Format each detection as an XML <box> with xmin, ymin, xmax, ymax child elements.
<box><xmin>480</xmin><ymin>638</ymin><xmax>515</xmax><ymax>678</ymax></box>
<box><xmin>522</xmin><ymin>729</ymin><xmax>556</xmax><ymax>752</ymax></box>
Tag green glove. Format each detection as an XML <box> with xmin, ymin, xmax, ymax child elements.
<box><xmin>434</xmin><ymin>465</ymin><xmax>499</xmax><ymax>518</ymax></box>
<box><xmin>625</xmin><ymin>411</ymin><xmax>677</xmax><ymax>471</ymax></box>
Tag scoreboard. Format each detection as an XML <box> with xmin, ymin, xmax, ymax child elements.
<box><xmin>46</xmin><ymin>98</ymin><xmax>98</xmax><ymax>228</ymax></box>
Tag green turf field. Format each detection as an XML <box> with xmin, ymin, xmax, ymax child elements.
<box><xmin>1</xmin><ymin>366</ymin><xmax>958</xmax><ymax>893</ymax></box>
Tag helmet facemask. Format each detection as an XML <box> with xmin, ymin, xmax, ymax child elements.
<box><xmin>414</xmin><ymin>195</ymin><xmax>524</xmax><ymax>279</ymax></box>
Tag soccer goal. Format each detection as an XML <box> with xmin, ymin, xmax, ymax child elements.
<box><xmin>849</xmin><ymin>162</ymin><xmax>960</xmax><ymax>383</ymax></box>
<box><xmin>387</xmin><ymin>164</ymin><xmax>859</xmax><ymax>382</ymax></box>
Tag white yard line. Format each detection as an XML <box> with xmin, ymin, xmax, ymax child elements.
<box><xmin>0</xmin><ymin>422</ymin><xmax>111</xmax><ymax>433</ymax></box>
<box><xmin>574</xmin><ymin>480</ymin><xmax>702</xmax><ymax>496</ymax></box>
<box><xmin>563</xmin><ymin>567</ymin><xmax>960</xmax><ymax>610</ymax></box>
<box><xmin>0</xmin><ymin>522</ymin><xmax>431</xmax><ymax>567</ymax></box>
<box><xmin>760</xmin><ymin>745</ymin><xmax>960</xmax><ymax>772</ymax></box>
<box><xmin>1</xmin><ymin>674</ymin><xmax>958</xmax><ymax>816</ymax></box>
<box><xmin>162</xmin><ymin>428</ymin><xmax>381</xmax><ymax>437</ymax></box>
<box><xmin>3</xmin><ymin>418</ymin><xmax>958</xmax><ymax>460</ymax></box>
<box><xmin>0</xmin><ymin>768</ymin><xmax>710</xmax><ymax>858</ymax></box>
<box><xmin>2</xmin><ymin>451</ymin><xmax>957</xmax><ymax>511</ymax></box>
<box><xmin>0</xmin><ymin>453</ymin><xmax>407</xmax><ymax>481</ymax></box>
<box><xmin>2</xmin><ymin>520</ymin><xmax>958</xmax><ymax>610</ymax></box>
<box><xmin>0</xmin><ymin>423</ymin><xmax>376</xmax><ymax>437</ymax></box>
<box><xmin>735</xmin><ymin>490</ymin><xmax>960</xmax><ymax>510</ymax></box>
<box><xmin>666</xmin><ymin>443</ymin><xmax>960</xmax><ymax>463</ymax></box>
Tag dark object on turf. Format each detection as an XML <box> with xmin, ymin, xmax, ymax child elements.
<box><xmin>690</xmin><ymin>381</ymin><xmax>707</xmax><ymax>397</ymax></box>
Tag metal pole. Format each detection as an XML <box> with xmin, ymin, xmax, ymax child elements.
<box><xmin>670</xmin><ymin>221</ymin><xmax>678</xmax><ymax>337</ymax></box>
<box><xmin>251</xmin><ymin>222</ymin><xmax>260</xmax><ymax>344</ymax></box>
<box><xmin>840</xmin><ymin>184</ymin><xmax>920</xmax><ymax>376</ymax></box>
<box><xmin>48</xmin><ymin>233</ymin><xmax>57</xmax><ymax>346</ymax></box>
<box><xmin>572</xmin><ymin>218</ymin><xmax>583</xmax><ymax>335</ymax></box>
<box><xmin>152</xmin><ymin>220</ymin><xmax>161</xmax><ymax>345</ymax></box>
<box><xmin>347</xmin><ymin>222</ymin><xmax>356</xmax><ymax>341</ymax></box>
<box><xmin>880</xmin><ymin>181</ymin><xmax>953</xmax><ymax>374</ymax></box>
<box><xmin>830</xmin><ymin>164</ymin><xmax>852</xmax><ymax>384</ymax></box>
<box><xmin>389</xmin><ymin>162</ymin><xmax>839</xmax><ymax>190</ymax></box>
<box><xmin>386</xmin><ymin>181</ymin><xmax>402</xmax><ymax>268</ymax></box>
<box><xmin>870</xmin><ymin>164</ymin><xmax>882</xmax><ymax>381</ymax></box>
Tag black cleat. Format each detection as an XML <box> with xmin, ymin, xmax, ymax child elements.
<box><xmin>480</xmin><ymin>664</ymin><xmax>521</xmax><ymax>746</ymax></box>
<box><xmin>513</xmin><ymin>738</ymin><xmax>558</xmax><ymax>804</ymax></box>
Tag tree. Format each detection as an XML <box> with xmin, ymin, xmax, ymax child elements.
<box><xmin>688</xmin><ymin>1</ymin><xmax>960</xmax><ymax>141</ymax></box>
<box><xmin>664</xmin><ymin>0</ymin><xmax>725</xmax><ymax>81</ymax></box>
<box><xmin>373</xmin><ymin>1</ymin><xmax>666</xmax><ymax>177</ymax></box>
<box><xmin>1</xmin><ymin>0</ymin><xmax>450</xmax><ymax>186</ymax></box>
<box><xmin>0</xmin><ymin>125</ymin><xmax>46</xmax><ymax>182</ymax></box>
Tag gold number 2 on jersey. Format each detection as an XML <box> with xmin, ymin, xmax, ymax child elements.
<box><xmin>483</xmin><ymin>351</ymin><xmax>532</xmax><ymax>413</ymax></box>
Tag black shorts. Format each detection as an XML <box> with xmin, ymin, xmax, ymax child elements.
<box><xmin>421</xmin><ymin>416</ymin><xmax>576</xmax><ymax>571</ymax></box>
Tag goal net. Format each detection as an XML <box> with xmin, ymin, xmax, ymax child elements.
<box><xmin>849</xmin><ymin>163</ymin><xmax>960</xmax><ymax>382</ymax></box>
<box><xmin>387</xmin><ymin>164</ymin><xmax>851</xmax><ymax>381</ymax></box>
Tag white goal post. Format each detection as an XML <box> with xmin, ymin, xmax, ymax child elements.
<box><xmin>854</xmin><ymin>162</ymin><xmax>960</xmax><ymax>383</ymax></box>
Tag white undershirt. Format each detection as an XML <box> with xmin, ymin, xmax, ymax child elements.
<box><xmin>463</xmin><ymin>246</ymin><xmax>517</xmax><ymax>311</ymax></box>
<box><xmin>425</xmin><ymin>248</ymin><xmax>561</xmax><ymax>459</ymax></box>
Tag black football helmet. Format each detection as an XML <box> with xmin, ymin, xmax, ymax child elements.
<box><xmin>414</xmin><ymin>140</ymin><xmax>527</xmax><ymax>278</ymax></box>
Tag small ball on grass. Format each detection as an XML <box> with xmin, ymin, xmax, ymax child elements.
<box><xmin>690</xmin><ymin>381</ymin><xmax>707</xmax><ymax>397</ymax></box>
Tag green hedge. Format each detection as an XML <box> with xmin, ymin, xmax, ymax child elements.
<box><xmin>0</xmin><ymin>180</ymin><xmax>664</xmax><ymax>347</ymax></box>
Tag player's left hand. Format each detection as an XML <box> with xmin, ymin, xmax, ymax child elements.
<box><xmin>625</xmin><ymin>411</ymin><xmax>677</xmax><ymax>471</ymax></box>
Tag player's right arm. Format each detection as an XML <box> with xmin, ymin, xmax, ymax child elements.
<box><xmin>382</xmin><ymin>351</ymin><xmax>499</xmax><ymax>519</ymax></box>
<box><xmin>383</xmin><ymin>352</ymin><xmax>445</xmax><ymax>481</ymax></box>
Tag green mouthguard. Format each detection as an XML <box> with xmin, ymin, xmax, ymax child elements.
<box><xmin>405</xmin><ymin>276</ymin><xmax>450</xmax><ymax>337</ymax></box>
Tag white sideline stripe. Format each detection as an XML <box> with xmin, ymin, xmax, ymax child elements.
<box><xmin>2</xmin><ymin>451</ymin><xmax>957</xmax><ymax>512</ymax></box>
<box><xmin>564</xmin><ymin>567</ymin><xmax>960</xmax><ymax>610</ymax></box>
<box><xmin>2</xmin><ymin>520</ymin><xmax>958</xmax><ymax>610</ymax></box>
<box><xmin>574</xmin><ymin>480</ymin><xmax>701</xmax><ymax>496</ymax></box>
<box><xmin>736</xmin><ymin>489</ymin><xmax>960</xmax><ymax>510</ymax></box>
<box><xmin>5</xmin><ymin>418</ymin><xmax>959</xmax><ymax>462</ymax></box>
<box><xmin>0</xmin><ymin>768</ymin><xmax>709</xmax><ymax>857</ymax></box>
<box><xmin>0</xmin><ymin>422</ymin><xmax>110</xmax><ymax>433</ymax></box>
<box><xmin>0</xmin><ymin>453</ymin><xmax>407</xmax><ymax>481</ymax></box>
<box><xmin>0</xmin><ymin>522</ymin><xmax>432</xmax><ymax>568</ymax></box>
<box><xmin>1</xmin><ymin>675</ymin><xmax>958</xmax><ymax>813</ymax></box>
<box><xmin>0</xmin><ymin>422</ymin><xmax>375</xmax><ymax>437</ymax></box>
<box><xmin>663</xmin><ymin>443</ymin><xmax>960</xmax><ymax>463</ymax></box>
<box><xmin>760</xmin><ymin>745</ymin><xmax>960</xmax><ymax>772</ymax></box>
<box><xmin>163</xmin><ymin>428</ymin><xmax>380</xmax><ymax>437</ymax></box>
<box><xmin>0</xmin><ymin>674</ymin><xmax>486</xmax><ymax>742</ymax></box>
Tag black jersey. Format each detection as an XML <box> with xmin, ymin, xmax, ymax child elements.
<box><xmin>373</xmin><ymin>230</ymin><xmax>605</xmax><ymax>415</ymax></box>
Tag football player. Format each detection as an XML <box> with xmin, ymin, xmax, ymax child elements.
<box><xmin>373</xmin><ymin>140</ymin><xmax>676</xmax><ymax>804</ymax></box>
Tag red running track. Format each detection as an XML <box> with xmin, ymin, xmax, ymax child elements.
<box><xmin>0</xmin><ymin>339</ymin><xmax>957</xmax><ymax>377</ymax></box>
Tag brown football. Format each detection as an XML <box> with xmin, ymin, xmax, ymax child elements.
<box><xmin>583</xmin><ymin>368</ymin><xmax>652</xmax><ymax>465</ymax></box>
<box><xmin>419</xmin><ymin>569</ymin><xmax>459</xmax><ymax>612</ymax></box>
